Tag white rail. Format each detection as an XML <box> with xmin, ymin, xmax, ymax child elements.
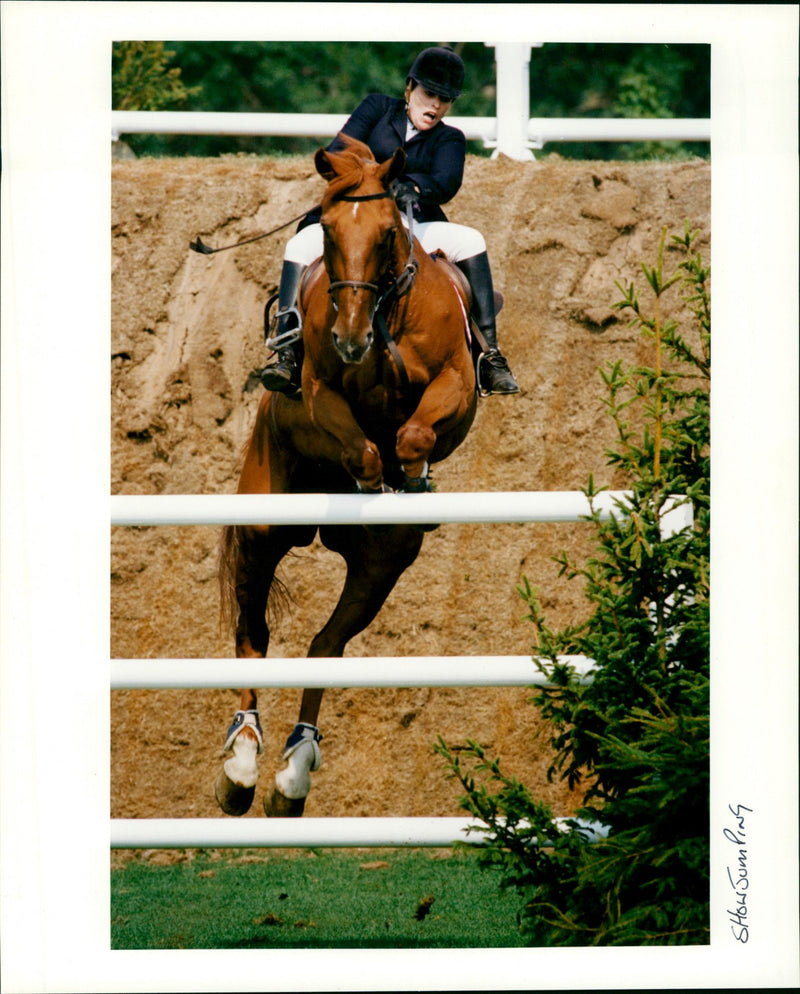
<box><xmin>110</xmin><ymin>816</ymin><xmax>608</xmax><ymax>849</ymax></box>
<box><xmin>111</xmin><ymin>110</ymin><xmax>497</xmax><ymax>142</ymax></box>
<box><xmin>110</xmin><ymin>489</ymin><xmax>693</xmax><ymax>528</ymax></box>
<box><xmin>110</xmin><ymin>43</ymin><xmax>709</xmax><ymax>160</ymax></box>
<box><xmin>525</xmin><ymin>116</ymin><xmax>710</xmax><ymax>147</ymax></box>
<box><xmin>110</xmin><ymin>654</ymin><xmax>597</xmax><ymax>690</ymax></box>
<box><xmin>110</xmin><ymin>490</ymin><xmax>688</xmax><ymax>852</ymax></box>
<box><xmin>111</xmin><ymin>110</ymin><xmax>709</xmax><ymax>150</ymax></box>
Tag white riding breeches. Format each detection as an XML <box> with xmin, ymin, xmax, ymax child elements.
<box><xmin>284</xmin><ymin>219</ymin><xmax>486</xmax><ymax>267</ymax></box>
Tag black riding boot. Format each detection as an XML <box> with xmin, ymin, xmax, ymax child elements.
<box><xmin>259</xmin><ymin>260</ymin><xmax>305</xmax><ymax>393</ymax></box>
<box><xmin>456</xmin><ymin>252</ymin><xmax>520</xmax><ymax>395</ymax></box>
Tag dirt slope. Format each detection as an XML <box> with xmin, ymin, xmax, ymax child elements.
<box><xmin>111</xmin><ymin>152</ymin><xmax>709</xmax><ymax>822</ymax></box>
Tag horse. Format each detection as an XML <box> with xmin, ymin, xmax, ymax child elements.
<box><xmin>216</xmin><ymin>135</ymin><xmax>478</xmax><ymax>818</ymax></box>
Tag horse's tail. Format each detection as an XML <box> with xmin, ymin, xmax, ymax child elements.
<box><xmin>217</xmin><ymin>524</ymin><xmax>241</xmax><ymax>638</ymax></box>
<box><xmin>217</xmin><ymin>524</ymin><xmax>294</xmax><ymax>640</ymax></box>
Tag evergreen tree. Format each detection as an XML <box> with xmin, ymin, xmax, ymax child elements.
<box><xmin>437</xmin><ymin>224</ymin><xmax>711</xmax><ymax>945</ymax></box>
<box><xmin>112</xmin><ymin>41</ymin><xmax>200</xmax><ymax>111</ymax></box>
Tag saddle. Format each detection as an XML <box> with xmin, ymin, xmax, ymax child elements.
<box><xmin>429</xmin><ymin>250</ymin><xmax>504</xmax><ymax>358</ymax></box>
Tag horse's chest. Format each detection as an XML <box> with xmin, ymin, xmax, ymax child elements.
<box><xmin>342</xmin><ymin>371</ymin><xmax>418</xmax><ymax>433</ymax></box>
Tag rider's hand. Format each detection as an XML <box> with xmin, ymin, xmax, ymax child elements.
<box><xmin>392</xmin><ymin>180</ymin><xmax>421</xmax><ymax>212</ymax></box>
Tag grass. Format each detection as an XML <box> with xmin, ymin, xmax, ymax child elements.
<box><xmin>111</xmin><ymin>846</ymin><xmax>526</xmax><ymax>949</ymax></box>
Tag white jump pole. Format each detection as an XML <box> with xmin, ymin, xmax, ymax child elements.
<box><xmin>110</xmin><ymin>816</ymin><xmax>608</xmax><ymax>850</ymax></box>
<box><xmin>110</xmin><ymin>489</ymin><xmax>642</xmax><ymax>527</ymax></box>
<box><xmin>110</xmin><ymin>654</ymin><xmax>597</xmax><ymax>690</ymax></box>
<box><xmin>109</xmin><ymin>490</ymin><xmax>687</xmax><ymax>855</ymax></box>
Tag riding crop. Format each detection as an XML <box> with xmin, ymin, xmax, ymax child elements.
<box><xmin>189</xmin><ymin>206</ymin><xmax>321</xmax><ymax>255</ymax></box>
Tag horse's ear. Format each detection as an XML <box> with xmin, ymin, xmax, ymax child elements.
<box><xmin>315</xmin><ymin>148</ymin><xmax>337</xmax><ymax>181</ymax></box>
<box><xmin>381</xmin><ymin>147</ymin><xmax>407</xmax><ymax>186</ymax></box>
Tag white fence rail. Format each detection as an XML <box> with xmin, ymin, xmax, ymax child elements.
<box><xmin>110</xmin><ymin>43</ymin><xmax>709</xmax><ymax>160</ymax></box>
<box><xmin>110</xmin><ymin>654</ymin><xmax>597</xmax><ymax>690</ymax></box>
<box><xmin>111</xmin><ymin>109</ymin><xmax>709</xmax><ymax>151</ymax></box>
<box><xmin>110</xmin><ymin>816</ymin><xmax>608</xmax><ymax>850</ymax></box>
<box><xmin>110</xmin><ymin>489</ymin><xmax>693</xmax><ymax>529</ymax></box>
<box><xmin>111</xmin><ymin>489</ymin><xmax>690</xmax><ymax>849</ymax></box>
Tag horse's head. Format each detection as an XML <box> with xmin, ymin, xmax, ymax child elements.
<box><xmin>314</xmin><ymin>135</ymin><xmax>406</xmax><ymax>364</ymax></box>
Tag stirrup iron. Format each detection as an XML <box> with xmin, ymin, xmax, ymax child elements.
<box><xmin>264</xmin><ymin>291</ymin><xmax>303</xmax><ymax>351</ymax></box>
<box><xmin>265</xmin><ymin>309</ymin><xmax>303</xmax><ymax>351</ymax></box>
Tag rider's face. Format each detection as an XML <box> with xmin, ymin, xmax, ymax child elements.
<box><xmin>405</xmin><ymin>83</ymin><xmax>453</xmax><ymax>131</ymax></box>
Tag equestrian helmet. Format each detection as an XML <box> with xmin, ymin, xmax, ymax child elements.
<box><xmin>407</xmin><ymin>46</ymin><xmax>464</xmax><ymax>101</ymax></box>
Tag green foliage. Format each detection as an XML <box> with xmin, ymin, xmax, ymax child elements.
<box><xmin>612</xmin><ymin>68</ymin><xmax>682</xmax><ymax>162</ymax></box>
<box><xmin>437</xmin><ymin>224</ymin><xmax>711</xmax><ymax>945</ymax></box>
<box><xmin>112</xmin><ymin>41</ymin><xmax>201</xmax><ymax>111</ymax></box>
<box><xmin>531</xmin><ymin>43</ymin><xmax>710</xmax><ymax>160</ymax></box>
<box><xmin>112</xmin><ymin>41</ymin><xmax>709</xmax><ymax>160</ymax></box>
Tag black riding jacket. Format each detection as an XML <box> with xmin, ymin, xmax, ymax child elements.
<box><xmin>300</xmin><ymin>94</ymin><xmax>466</xmax><ymax>229</ymax></box>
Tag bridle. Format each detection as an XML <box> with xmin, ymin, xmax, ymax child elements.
<box><xmin>325</xmin><ymin>189</ymin><xmax>419</xmax><ymax>390</ymax></box>
<box><xmin>326</xmin><ymin>190</ymin><xmax>418</xmax><ymax>310</ymax></box>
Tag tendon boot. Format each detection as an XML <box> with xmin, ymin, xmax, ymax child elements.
<box><xmin>456</xmin><ymin>252</ymin><xmax>520</xmax><ymax>396</ymax></box>
<box><xmin>260</xmin><ymin>260</ymin><xmax>305</xmax><ymax>393</ymax></box>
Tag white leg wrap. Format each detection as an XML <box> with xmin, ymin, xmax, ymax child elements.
<box><xmin>222</xmin><ymin>731</ymin><xmax>260</xmax><ymax>789</ymax></box>
<box><xmin>274</xmin><ymin>727</ymin><xmax>322</xmax><ymax>800</ymax></box>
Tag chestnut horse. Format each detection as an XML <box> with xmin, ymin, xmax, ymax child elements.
<box><xmin>216</xmin><ymin>136</ymin><xmax>477</xmax><ymax>817</ymax></box>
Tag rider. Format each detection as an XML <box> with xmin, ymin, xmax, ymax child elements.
<box><xmin>260</xmin><ymin>45</ymin><xmax>520</xmax><ymax>397</ymax></box>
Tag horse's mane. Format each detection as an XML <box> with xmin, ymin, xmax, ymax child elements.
<box><xmin>320</xmin><ymin>133</ymin><xmax>383</xmax><ymax>208</ymax></box>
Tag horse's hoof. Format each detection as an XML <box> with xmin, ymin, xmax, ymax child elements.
<box><xmin>215</xmin><ymin>769</ymin><xmax>256</xmax><ymax>816</ymax></box>
<box><xmin>264</xmin><ymin>788</ymin><xmax>306</xmax><ymax>818</ymax></box>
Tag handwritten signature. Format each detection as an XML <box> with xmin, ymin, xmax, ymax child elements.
<box><xmin>724</xmin><ymin>803</ymin><xmax>752</xmax><ymax>943</ymax></box>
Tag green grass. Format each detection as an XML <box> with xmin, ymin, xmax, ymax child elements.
<box><xmin>111</xmin><ymin>847</ymin><xmax>525</xmax><ymax>949</ymax></box>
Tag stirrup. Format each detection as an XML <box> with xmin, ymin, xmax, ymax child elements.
<box><xmin>265</xmin><ymin>292</ymin><xmax>303</xmax><ymax>351</ymax></box>
<box><xmin>265</xmin><ymin>311</ymin><xmax>303</xmax><ymax>352</ymax></box>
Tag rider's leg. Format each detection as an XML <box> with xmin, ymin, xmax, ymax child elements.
<box><xmin>415</xmin><ymin>222</ymin><xmax>519</xmax><ymax>395</ymax></box>
<box><xmin>260</xmin><ymin>224</ymin><xmax>323</xmax><ymax>393</ymax></box>
<box><xmin>454</xmin><ymin>251</ymin><xmax>519</xmax><ymax>394</ymax></box>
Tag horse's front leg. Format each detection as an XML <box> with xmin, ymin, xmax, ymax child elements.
<box><xmin>264</xmin><ymin>522</ymin><xmax>424</xmax><ymax>818</ymax></box>
<box><xmin>395</xmin><ymin>366</ymin><xmax>470</xmax><ymax>487</ymax></box>
<box><xmin>303</xmin><ymin>372</ymin><xmax>385</xmax><ymax>492</ymax></box>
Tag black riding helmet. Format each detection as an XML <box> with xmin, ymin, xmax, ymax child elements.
<box><xmin>406</xmin><ymin>46</ymin><xmax>464</xmax><ymax>101</ymax></box>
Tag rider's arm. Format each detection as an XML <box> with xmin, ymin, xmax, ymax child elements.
<box><xmin>404</xmin><ymin>126</ymin><xmax>465</xmax><ymax>207</ymax></box>
<box><xmin>328</xmin><ymin>94</ymin><xmax>394</xmax><ymax>150</ymax></box>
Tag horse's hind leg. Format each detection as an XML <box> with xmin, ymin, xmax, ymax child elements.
<box><xmin>216</xmin><ymin>523</ymin><xmax>304</xmax><ymax>816</ymax></box>
<box><xmin>265</xmin><ymin>524</ymin><xmax>424</xmax><ymax>817</ymax></box>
